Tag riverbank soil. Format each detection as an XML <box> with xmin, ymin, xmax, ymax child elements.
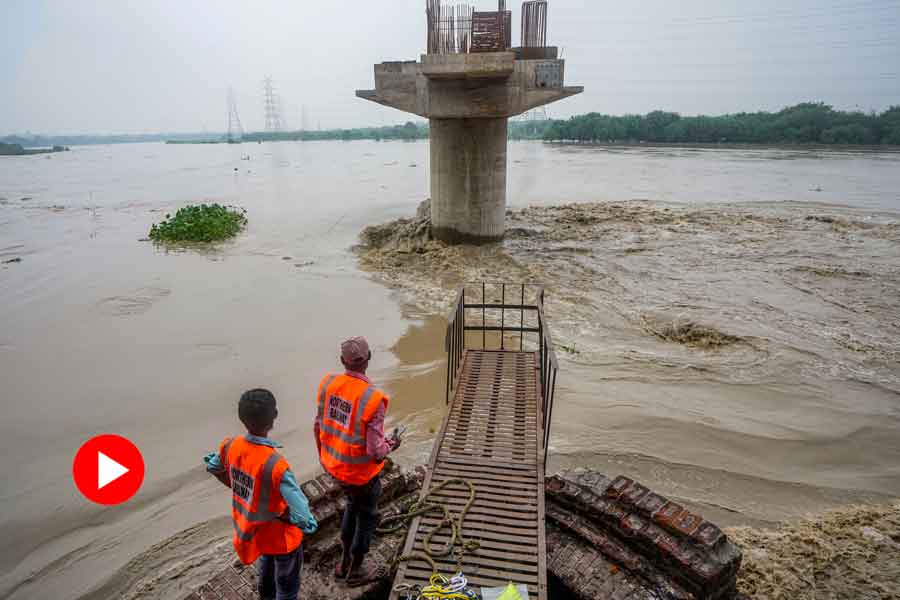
<box><xmin>358</xmin><ymin>199</ymin><xmax>900</xmax><ymax>597</ymax></box>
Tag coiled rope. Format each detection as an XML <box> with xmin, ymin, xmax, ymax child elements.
<box><xmin>394</xmin><ymin>572</ymin><xmax>478</xmax><ymax>599</ymax></box>
<box><xmin>378</xmin><ymin>478</ymin><xmax>481</xmax><ymax>580</ymax></box>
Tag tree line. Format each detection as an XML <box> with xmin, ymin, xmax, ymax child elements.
<box><xmin>243</xmin><ymin>122</ymin><xmax>428</xmax><ymax>142</ymax></box>
<box><xmin>8</xmin><ymin>103</ymin><xmax>900</xmax><ymax>147</ymax></box>
<box><xmin>535</xmin><ymin>103</ymin><xmax>900</xmax><ymax>145</ymax></box>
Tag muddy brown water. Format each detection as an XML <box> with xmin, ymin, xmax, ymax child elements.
<box><xmin>1</xmin><ymin>141</ymin><xmax>899</xmax><ymax>599</ymax></box>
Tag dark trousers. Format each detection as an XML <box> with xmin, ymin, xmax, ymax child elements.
<box><xmin>257</xmin><ymin>544</ymin><xmax>303</xmax><ymax>600</ymax></box>
<box><xmin>340</xmin><ymin>474</ymin><xmax>382</xmax><ymax>558</ymax></box>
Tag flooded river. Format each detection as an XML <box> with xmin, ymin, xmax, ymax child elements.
<box><xmin>1</xmin><ymin>141</ymin><xmax>899</xmax><ymax>599</ymax></box>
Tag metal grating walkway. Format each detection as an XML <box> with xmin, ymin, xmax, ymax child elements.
<box><xmin>389</xmin><ymin>349</ymin><xmax>547</xmax><ymax>600</ymax></box>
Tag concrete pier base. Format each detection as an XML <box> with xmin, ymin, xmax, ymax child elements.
<box><xmin>430</xmin><ymin>117</ymin><xmax>508</xmax><ymax>243</ymax></box>
<box><xmin>357</xmin><ymin>50</ymin><xmax>581</xmax><ymax>245</ymax></box>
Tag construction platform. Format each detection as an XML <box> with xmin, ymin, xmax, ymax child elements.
<box><xmin>389</xmin><ymin>284</ymin><xmax>559</xmax><ymax>599</ymax></box>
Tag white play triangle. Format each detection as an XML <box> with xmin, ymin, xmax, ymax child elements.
<box><xmin>97</xmin><ymin>451</ymin><xmax>129</xmax><ymax>489</ymax></box>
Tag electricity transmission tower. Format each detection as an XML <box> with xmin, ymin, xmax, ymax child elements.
<box><xmin>227</xmin><ymin>87</ymin><xmax>244</xmax><ymax>143</ymax></box>
<box><xmin>263</xmin><ymin>77</ymin><xmax>285</xmax><ymax>132</ymax></box>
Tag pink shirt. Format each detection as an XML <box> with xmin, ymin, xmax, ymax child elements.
<box><xmin>314</xmin><ymin>370</ymin><xmax>392</xmax><ymax>461</ymax></box>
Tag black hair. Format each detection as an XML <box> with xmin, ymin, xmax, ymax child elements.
<box><xmin>238</xmin><ymin>388</ymin><xmax>278</xmax><ymax>435</ymax></box>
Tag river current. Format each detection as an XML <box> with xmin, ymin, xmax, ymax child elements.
<box><xmin>1</xmin><ymin>141</ymin><xmax>898</xmax><ymax>599</ymax></box>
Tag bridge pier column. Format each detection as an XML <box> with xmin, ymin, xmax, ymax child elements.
<box><xmin>430</xmin><ymin>117</ymin><xmax>508</xmax><ymax>244</ymax></box>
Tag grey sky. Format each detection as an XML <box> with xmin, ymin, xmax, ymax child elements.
<box><xmin>2</xmin><ymin>0</ymin><xmax>899</xmax><ymax>135</ymax></box>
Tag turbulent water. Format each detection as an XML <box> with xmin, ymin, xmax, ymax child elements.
<box><xmin>1</xmin><ymin>141</ymin><xmax>900</xmax><ymax>599</ymax></box>
<box><xmin>361</xmin><ymin>197</ymin><xmax>900</xmax><ymax>525</ymax></box>
<box><xmin>727</xmin><ymin>501</ymin><xmax>900</xmax><ymax>598</ymax></box>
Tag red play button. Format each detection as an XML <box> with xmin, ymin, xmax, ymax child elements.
<box><xmin>72</xmin><ymin>434</ymin><xmax>145</xmax><ymax>505</ymax></box>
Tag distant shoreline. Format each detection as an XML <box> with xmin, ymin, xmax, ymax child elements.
<box><xmin>7</xmin><ymin>102</ymin><xmax>899</xmax><ymax>148</ymax></box>
<box><xmin>3</xmin><ymin>137</ymin><xmax>899</xmax><ymax>153</ymax></box>
<box><xmin>0</xmin><ymin>142</ymin><xmax>69</xmax><ymax>156</ymax></box>
<box><xmin>541</xmin><ymin>140</ymin><xmax>900</xmax><ymax>152</ymax></box>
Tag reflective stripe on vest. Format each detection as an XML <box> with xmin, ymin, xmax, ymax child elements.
<box><xmin>320</xmin><ymin>378</ymin><xmax>372</xmax><ymax>453</ymax></box>
<box><xmin>222</xmin><ymin>435</ymin><xmax>302</xmax><ymax>565</ymax></box>
<box><xmin>354</xmin><ymin>387</ymin><xmax>377</xmax><ymax>437</ymax></box>
<box><xmin>316</xmin><ymin>373</ymin><xmax>386</xmax><ymax>484</ymax></box>
<box><xmin>318</xmin><ymin>373</ymin><xmax>375</xmax><ymax>439</ymax></box>
<box><xmin>233</xmin><ymin>518</ymin><xmax>255</xmax><ymax>541</ymax></box>
<box><xmin>317</xmin><ymin>374</ymin><xmax>338</xmax><ymax>421</ymax></box>
<box><xmin>320</xmin><ymin>441</ymin><xmax>377</xmax><ymax>464</ymax></box>
<box><xmin>231</xmin><ymin>452</ymin><xmax>281</xmax><ymax>522</ymax></box>
<box><xmin>318</xmin><ymin>421</ymin><xmax>365</xmax><ymax>445</ymax></box>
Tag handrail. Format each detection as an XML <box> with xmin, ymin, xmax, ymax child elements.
<box><xmin>444</xmin><ymin>288</ymin><xmax>465</xmax><ymax>404</ymax></box>
<box><xmin>536</xmin><ymin>292</ymin><xmax>559</xmax><ymax>465</ymax></box>
<box><xmin>443</xmin><ymin>282</ymin><xmax>560</xmax><ymax>469</ymax></box>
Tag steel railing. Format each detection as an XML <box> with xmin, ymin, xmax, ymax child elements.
<box><xmin>444</xmin><ymin>282</ymin><xmax>559</xmax><ymax>466</ymax></box>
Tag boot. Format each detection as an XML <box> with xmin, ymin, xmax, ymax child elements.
<box><xmin>344</xmin><ymin>553</ymin><xmax>380</xmax><ymax>587</ymax></box>
<box><xmin>333</xmin><ymin>544</ymin><xmax>351</xmax><ymax>580</ymax></box>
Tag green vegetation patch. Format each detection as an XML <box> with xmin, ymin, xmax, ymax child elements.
<box><xmin>538</xmin><ymin>103</ymin><xmax>900</xmax><ymax>145</ymax></box>
<box><xmin>149</xmin><ymin>203</ymin><xmax>247</xmax><ymax>242</ymax></box>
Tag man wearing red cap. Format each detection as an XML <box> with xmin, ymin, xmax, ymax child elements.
<box><xmin>314</xmin><ymin>336</ymin><xmax>400</xmax><ymax>586</ymax></box>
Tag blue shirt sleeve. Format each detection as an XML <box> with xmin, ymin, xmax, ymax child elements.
<box><xmin>204</xmin><ymin>451</ymin><xmax>225</xmax><ymax>474</ymax></box>
<box><xmin>280</xmin><ymin>470</ymin><xmax>318</xmax><ymax>534</ymax></box>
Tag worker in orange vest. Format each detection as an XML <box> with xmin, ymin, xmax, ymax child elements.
<box><xmin>314</xmin><ymin>336</ymin><xmax>400</xmax><ymax>586</ymax></box>
<box><xmin>205</xmin><ymin>389</ymin><xmax>318</xmax><ymax>600</ymax></box>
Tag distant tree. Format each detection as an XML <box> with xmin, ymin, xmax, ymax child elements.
<box><xmin>879</xmin><ymin>106</ymin><xmax>900</xmax><ymax>144</ymax></box>
<box><xmin>536</xmin><ymin>103</ymin><xmax>898</xmax><ymax>146</ymax></box>
<box><xmin>820</xmin><ymin>124</ymin><xmax>876</xmax><ymax>145</ymax></box>
<box><xmin>639</xmin><ymin>111</ymin><xmax>680</xmax><ymax>141</ymax></box>
<box><xmin>402</xmin><ymin>121</ymin><xmax>419</xmax><ymax>140</ymax></box>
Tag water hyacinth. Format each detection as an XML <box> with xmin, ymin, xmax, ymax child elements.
<box><xmin>149</xmin><ymin>203</ymin><xmax>247</xmax><ymax>242</ymax></box>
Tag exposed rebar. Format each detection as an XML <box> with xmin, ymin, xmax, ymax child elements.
<box><xmin>521</xmin><ymin>0</ymin><xmax>548</xmax><ymax>48</ymax></box>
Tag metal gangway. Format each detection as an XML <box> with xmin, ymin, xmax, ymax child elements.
<box><xmin>390</xmin><ymin>283</ymin><xmax>559</xmax><ymax>599</ymax></box>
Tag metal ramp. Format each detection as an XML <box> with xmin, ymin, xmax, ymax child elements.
<box><xmin>390</xmin><ymin>284</ymin><xmax>559</xmax><ymax>600</ymax></box>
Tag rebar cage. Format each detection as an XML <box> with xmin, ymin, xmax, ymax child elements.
<box><xmin>426</xmin><ymin>1</ymin><xmax>513</xmax><ymax>54</ymax></box>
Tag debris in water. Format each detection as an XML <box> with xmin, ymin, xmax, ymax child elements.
<box><xmin>644</xmin><ymin>318</ymin><xmax>743</xmax><ymax>349</ymax></box>
<box><xmin>360</xmin><ymin>199</ymin><xmax>435</xmax><ymax>254</ymax></box>
<box><xmin>791</xmin><ymin>265</ymin><xmax>870</xmax><ymax>278</ymax></box>
<box><xmin>2</xmin><ymin>257</ymin><xmax>22</xmax><ymax>264</ymax></box>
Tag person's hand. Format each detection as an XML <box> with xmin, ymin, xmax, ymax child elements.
<box><xmin>301</xmin><ymin>516</ymin><xmax>319</xmax><ymax>535</ymax></box>
<box><xmin>388</xmin><ymin>436</ymin><xmax>402</xmax><ymax>452</ymax></box>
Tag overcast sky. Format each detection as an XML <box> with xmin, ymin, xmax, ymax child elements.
<box><xmin>2</xmin><ymin>0</ymin><xmax>899</xmax><ymax>134</ymax></box>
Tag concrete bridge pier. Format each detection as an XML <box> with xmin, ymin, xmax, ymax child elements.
<box><xmin>358</xmin><ymin>50</ymin><xmax>581</xmax><ymax>244</ymax></box>
<box><xmin>430</xmin><ymin>117</ymin><xmax>508</xmax><ymax>243</ymax></box>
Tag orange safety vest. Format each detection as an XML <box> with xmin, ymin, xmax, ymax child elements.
<box><xmin>218</xmin><ymin>435</ymin><xmax>303</xmax><ymax>565</ymax></box>
<box><xmin>316</xmin><ymin>373</ymin><xmax>389</xmax><ymax>485</ymax></box>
